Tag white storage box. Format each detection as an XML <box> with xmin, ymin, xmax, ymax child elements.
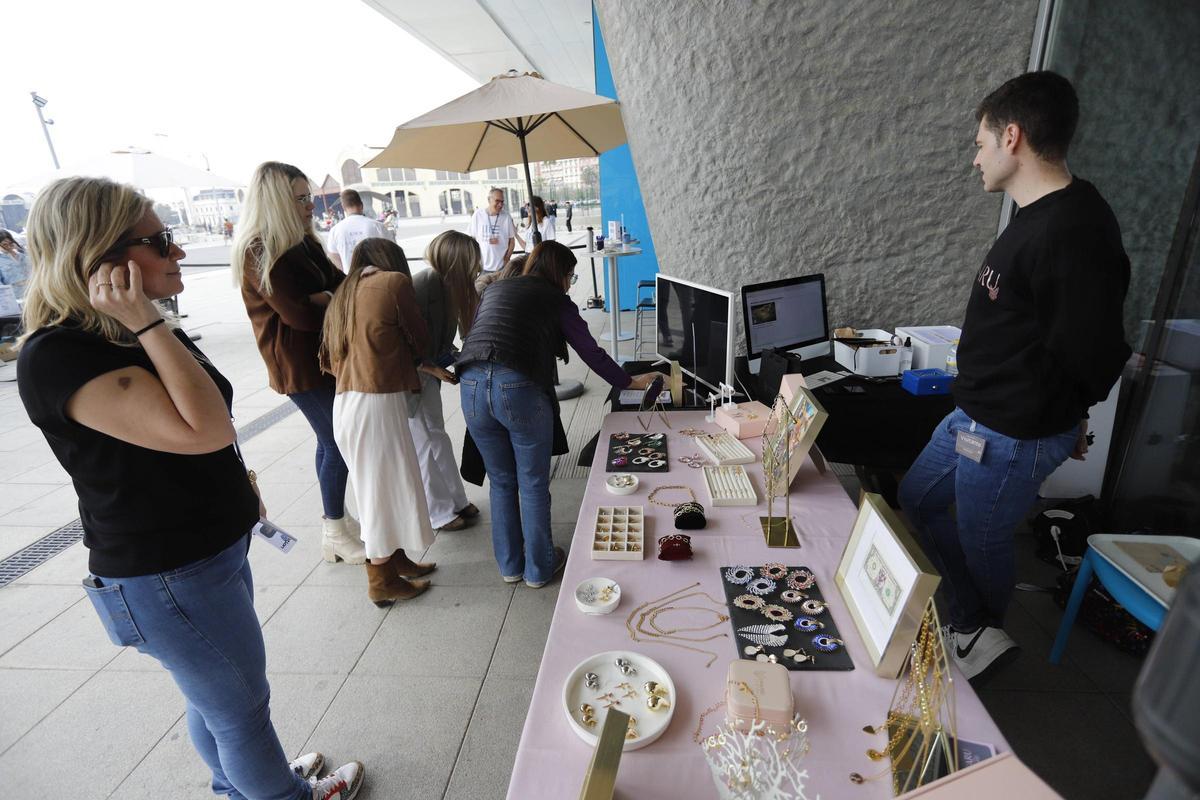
<box><xmin>833</xmin><ymin>328</ymin><xmax>901</xmax><ymax>377</ymax></box>
<box><xmin>894</xmin><ymin>325</ymin><xmax>962</xmax><ymax>371</ymax></box>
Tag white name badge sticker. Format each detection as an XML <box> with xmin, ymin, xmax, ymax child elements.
<box><xmin>955</xmin><ymin>430</ymin><xmax>987</xmax><ymax>463</ymax></box>
<box><xmin>252</xmin><ymin>518</ymin><xmax>298</xmax><ymax>554</ymax></box>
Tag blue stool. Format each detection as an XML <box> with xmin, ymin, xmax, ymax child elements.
<box><xmin>1049</xmin><ymin>534</ymin><xmax>1196</xmax><ymax>664</ymax></box>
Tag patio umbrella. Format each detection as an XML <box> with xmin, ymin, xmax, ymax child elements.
<box><xmin>366</xmin><ymin>70</ymin><xmax>626</xmax><ymax>245</ymax></box>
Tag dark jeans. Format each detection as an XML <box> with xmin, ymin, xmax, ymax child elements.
<box><xmin>898</xmin><ymin>408</ymin><xmax>1077</xmax><ymax>631</ymax></box>
<box><xmin>289</xmin><ymin>384</ymin><xmax>348</xmax><ymax>519</ymax></box>
<box><xmin>459</xmin><ymin>363</ymin><xmax>555</xmax><ymax>583</ymax></box>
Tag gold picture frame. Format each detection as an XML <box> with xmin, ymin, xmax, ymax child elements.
<box><xmin>764</xmin><ymin>383</ymin><xmax>828</xmax><ymax>488</ymax></box>
<box><xmin>835</xmin><ymin>493</ymin><xmax>941</xmax><ymax>677</ymax></box>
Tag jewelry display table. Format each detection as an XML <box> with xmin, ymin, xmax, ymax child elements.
<box><xmin>507</xmin><ymin>410</ymin><xmax>1008</xmax><ymax>799</ymax></box>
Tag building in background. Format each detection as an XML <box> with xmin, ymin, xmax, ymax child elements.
<box><xmin>328</xmin><ymin>147</ymin><xmax>528</xmax><ymax>219</ymax></box>
<box><xmin>191</xmin><ymin>188</ymin><xmax>241</xmax><ymax>231</ymax></box>
<box><xmin>532</xmin><ymin>157</ymin><xmax>599</xmax><ymax>202</ymax></box>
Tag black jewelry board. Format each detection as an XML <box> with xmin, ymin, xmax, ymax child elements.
<box><xmin>720</xmin><ymin>565</ymin><xmax>855</xmax><ymax>671</ymax></box>
<box><xmin>605</xmin><ymin>432</ymin><xmax>670</xmax><ymax>473</ymax></box>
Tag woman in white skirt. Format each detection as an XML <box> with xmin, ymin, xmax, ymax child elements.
<box><xmin>321</xmin><ymin>239</ymin><xmax>452</xmax><ymax>606</ymax></box>
<box><xmin>410</xmin><ymin>231</ymin><xmax>482</xmax><ymax>532</ymax></box>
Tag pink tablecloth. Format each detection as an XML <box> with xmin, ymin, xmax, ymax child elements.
<box><xmin>507</xmin><ymin>411</ymin><xmax>1007</xmax><ymax>799</ymax></box>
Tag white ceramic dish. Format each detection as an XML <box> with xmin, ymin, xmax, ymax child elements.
<box><xmin>605</xmin><ymin>473</ymin><xmax>639</xmax><ymax>495</ymax></box>
<box><xmin>562</xmin><ymin>650</ymin><xmax>676</xmax><ymax>750</ymax></box>
<box><xmin>575</xmin><ymin>577</ymin><xmax>622</xmax><ymax>615</ymax></box>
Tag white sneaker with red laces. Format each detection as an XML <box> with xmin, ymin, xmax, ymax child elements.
<box><xmin>311</xmin><ymin>761</ymin><xmax>364</xmax><ymax>800</ymax></box>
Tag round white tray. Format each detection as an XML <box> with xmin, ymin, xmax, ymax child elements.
<box><xmin>605</xmin><ymin>474</ymin><xmax>639</xmax><ymax>495</ymax></box>
<box><xmin>562</xmin><ymin>650</ymin><xmax>676</xmax><ymax>751</ymax></box>
<box><xmin>575</xmin><ymin>577</ymin><xmax>622</xmax><ymax>615</ymax></box>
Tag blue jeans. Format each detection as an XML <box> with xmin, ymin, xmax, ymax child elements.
<box><xmin>459</xmin><ymin>363</ymin><xmax>555</xmax><ymax>583</ymax></box>
<box><xmin>289</xmin><ymin>384</ymin><xmax>348</xmax><ymax>519</ymax></box>
<box><xmin>82</xmin><ymin>536</ymin><xmax>309</xmax><ymax>800</ymax></box>
<box><xmin>898</xmin><ymin>408</ymin><xmax>1077</xmax><ymax>632</ymax></box>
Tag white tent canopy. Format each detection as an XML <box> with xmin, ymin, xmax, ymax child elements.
<box><xmin>4</xmin><ymin>148</ymin><xmax>242</xmax><ymax>195</ymax></box>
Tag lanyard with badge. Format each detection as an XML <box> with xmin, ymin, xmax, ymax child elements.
<box><xmin>487</xmin><ymin>212</ymin><xmax>500</xmax><ymax>245</ymax></box>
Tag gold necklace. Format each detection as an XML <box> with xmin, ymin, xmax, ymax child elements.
<box><xmin>625</xmin><ymin>583</ymin><xmax>727</xmax><ymax>667</ymax></box>
<box><xmin>647</xmin><ymin>606</ymin><xmax>730</xmax><ymax>636</ymax></box>
<box><xmin>693</xmin><ymin>681</ymin><xmax>761</xmax><ymax>743</ymax></box>
<box><xmin>647</xmin><ymin>485</ymin><xmax>696</xmax><ymax>506</ymax></box>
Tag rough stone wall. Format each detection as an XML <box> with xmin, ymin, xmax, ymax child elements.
<box><xmin>593</xmin><ymin>0</ymin><xmax>1039</xmax><ymax>336</ymax></box>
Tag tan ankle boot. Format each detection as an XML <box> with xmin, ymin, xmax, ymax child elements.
<box><xmin>322</xmin><ymin>517</ymin><xmax>366</xmax><ymax>564</ymax></box>
<box><xmin>365</xmin><ymin>561</ymin><xmax>430</xmax><ymax>607</ymax></box>
<box><xmin>390</xmin><ymin>548</ymin><xmax>436</xmax><ymax>579</ymax></box>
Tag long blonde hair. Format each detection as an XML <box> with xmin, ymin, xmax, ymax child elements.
<box><xmin>424</xmin><ymin>230</ymin><xmax>481</xmax><ymax>338</ymax></box>
<box><xmin>18</xmin><ymin>177</ymin><xmax>153</xmax><ymax>346</ymax></box>
<box><xmin>231</xmin><ymin>161</ymin><xmax>313</xmax><ymax>295</ymax></box>
<box><xmin>320</xmin><ymin>238</ymin><xmax>411</xmax><ymax>375</ymax></box>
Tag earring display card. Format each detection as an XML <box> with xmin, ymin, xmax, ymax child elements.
<box><xmin>605</xmin><ymin>432</ymin><xmax>670</xmax><ymax>473</ymax></box>
<box><xmin>720</xmin><ymin>565</ymin><xmax>855</xmax><ymax>672</ymax></box>
<box><xmin>591</xmin><ymin>506</ymin><xmax>646</xmax><ymax>560</ymax></box>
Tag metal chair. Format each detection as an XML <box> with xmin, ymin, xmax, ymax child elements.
<box><xmin>633</xmin><ymin>279</ymin><xmax>656</xmax><ymax>359</ymax></box>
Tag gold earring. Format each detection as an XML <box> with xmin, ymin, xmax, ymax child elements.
<box><xmin>647</xmin><ymin>695</ymin><xmax>671</xmax><ymax>712</ymax></box>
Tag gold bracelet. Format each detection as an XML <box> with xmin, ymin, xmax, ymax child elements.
<box><xmin>247</xmin><ymin>469</ymin><xmax>257</xmax><ymax>484</ymax></box>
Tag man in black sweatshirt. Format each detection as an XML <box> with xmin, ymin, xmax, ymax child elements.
<box><xmin>898</xmin><ymin>72</ymin><xmax>1130</xmax><ymax>683</ymax></box>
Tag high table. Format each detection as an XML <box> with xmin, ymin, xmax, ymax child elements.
<box><xmin>507</xmin><ymin>410</ymin><xmax>1008</xmax><ymax>799</ymax></box>
<box><xmin>585</xmin><ymin>246</ymin><xmax>643</xmax><ymax>358</ymax></box>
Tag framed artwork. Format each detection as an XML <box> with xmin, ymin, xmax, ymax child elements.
<box><xmin>765</xmin><ymin>381</ymin><xmax>828</xmax><ymax>487</ymax></box>
<box><xmin>835</xmin><ymin>493</ymin><xmax>941</xmax><ymax>677</ymax></box>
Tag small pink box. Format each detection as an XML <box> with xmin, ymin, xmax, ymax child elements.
<box><xmin>725</xmin><ymin>660</ymin><xmax>794</xmax><ymax>733</ymax></box>
<box><xmin>714</xmin><ymin>401</ymin><xmax>772</xmax><ymax>440</ymax></box>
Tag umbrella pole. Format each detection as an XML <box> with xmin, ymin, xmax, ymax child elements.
<box><xmin>518</xmin><ymin>129</ymin><xmax>542</xmax><ymax>246</ymax></box>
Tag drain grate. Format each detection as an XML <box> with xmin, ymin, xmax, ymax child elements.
<box><xmin>237</xmin><ymin>400</ymin><xmax>300</xmax><ymax>441</ymax></box>
<box><xmin>0</xmin><ymin>520</ymin><xmax>84</xmax><ymax>587</ymax></box>
<box><xmin>550</xmin><ymin>393</ymin><xmax>608</xmax><ymax>480</ymax></box>
<box><xmin>0</xmin><ymin>401</ymin><xmax>300</xmax><ymax>587</ymax></box>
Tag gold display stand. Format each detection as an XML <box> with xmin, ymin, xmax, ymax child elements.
<box><xmin>871</xmin><ymin>598</ymin><xmax>959</xmax><ymax>795</ymax></box>
<box><xmin>759</xmin><ymin>394</ymin><xmax>800</xmax><ymax>547</ymax></box>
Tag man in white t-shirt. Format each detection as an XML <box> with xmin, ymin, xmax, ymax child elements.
<box><xmin>327</xmin><ymin>189</ymin><xmax>393</xmax><ymax>271</ymax></box>
<box><xmin>468</xmin><ymin>188</ymin><xmax>516</xmax><ymax>273</ymax></box>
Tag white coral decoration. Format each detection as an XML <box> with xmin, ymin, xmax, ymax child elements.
<box><xmin>699</xmin><ymin>716</ymin><xmax>816</xmax><ymax>800</ymax></box>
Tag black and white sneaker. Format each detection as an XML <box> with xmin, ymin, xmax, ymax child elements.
<box><xmin>952</xmin><ymin>626</ymin><xmax>1019</xmax><ymax>682</ymax></box>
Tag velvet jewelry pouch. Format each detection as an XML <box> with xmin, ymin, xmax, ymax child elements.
<box><xmin>673</xmin><ymin>501</ymin><xmax>707</xmax><ymax>530</ymax></box>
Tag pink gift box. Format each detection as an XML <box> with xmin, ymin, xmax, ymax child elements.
<box><xmin>714</xmin><ymin>401</ymin><xmax>772</xmax><ymax>439</ymax></box>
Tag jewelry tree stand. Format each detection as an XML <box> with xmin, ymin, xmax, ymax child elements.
<box><xmin>860</xmin><ymin>598</ymin><xmax>958</xmax><ymax>795</ymax></box>
<box><xmin>759</xmin><ymin>395</ymin><xmax>800</xmax><ymax>548</ymax></box>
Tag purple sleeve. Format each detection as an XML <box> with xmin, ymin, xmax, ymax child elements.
<box><xmin>559</xmin><ymin>299</ymin><xmax>632</xmax><ymax>389</ymax></box>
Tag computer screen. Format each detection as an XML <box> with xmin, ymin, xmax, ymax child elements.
<box><xmin>655</xmin><ymin>274</ymin><xmax>735</xmax><ymax>393</ymax></box>
<box><xmin>741</xmin><ymin>274</ymin><xmax>828</xmax><ymax>360</ymax></box>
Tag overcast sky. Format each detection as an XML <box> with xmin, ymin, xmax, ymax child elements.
<box><xmin>1</xmin><ymin>0</ymin><xmax>478</xmax><ymax>189</ymax></box>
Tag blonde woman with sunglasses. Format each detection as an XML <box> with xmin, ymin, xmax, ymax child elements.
<box><xmin>233</xmin><ymin>162</ymin><xmax>364</xmax><ymax>565</ymax></box>
<box><xmin>16</xmin><ymin>176</ymin><xmax>364</xmax><ymax>800</ymax></box>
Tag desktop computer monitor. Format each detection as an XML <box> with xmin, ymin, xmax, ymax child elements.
<box><xmin>655</xmin><ymin>274</ymin><xmax>736</xmax><ymax>394</ymax></box>
<box><xmin>741</xmin><ymin>274</ymin><xmax>829</xmax><ymax>361</ymax></box>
